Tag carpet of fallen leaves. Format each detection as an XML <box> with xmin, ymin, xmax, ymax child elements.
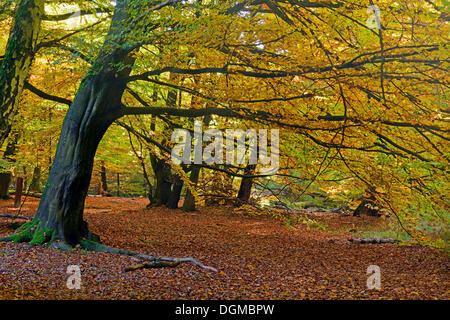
<box><xmin>0</xmin><ymin>196</ymin><xmax>448</xmax><ymax>300</ymax></box>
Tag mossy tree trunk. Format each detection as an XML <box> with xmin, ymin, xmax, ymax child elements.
<box><xmin>0</xmin><ymin>0</ymin><xmax>44</xmax><ymax>148</ymax></box>
<box><xmin>32</xmin><ymin>72</ymin><xmax>129</xmax><ymax>245</ymax></box>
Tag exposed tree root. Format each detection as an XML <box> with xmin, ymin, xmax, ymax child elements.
<box><xmin>0</xmin><ymin>214</ymin><xmax>32</xmax><ymax>221</ymax></box>
<box><xmin>0</xmin><ymin>224</ymin><xmax>217</xmax><ymax>272</ymax></box>
<box><xmin>0</xmin><ymin>221</ymin><xmax>53</xmax><ymax>244</ymax></box>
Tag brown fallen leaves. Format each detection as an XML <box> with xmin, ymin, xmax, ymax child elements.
<box><xmin>0</xmin><ymin>196</ymin><xmax>448</xmax><ymax>300</ymax></box>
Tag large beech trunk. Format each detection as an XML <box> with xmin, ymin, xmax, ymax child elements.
<box><xmin>33</xmin><ymin>73</ymin><xmax>126</xmax><ymax>245</ymax></box>
<box><xmin>13</xmin><ymin>0</ymin><xmax>135</xmax><ymax>246</ymax></box>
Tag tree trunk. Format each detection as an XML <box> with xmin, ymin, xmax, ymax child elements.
<box><xmin>0</xmin><ymin>0</ymin><xmax>44</xmax><ymax>148</ymax></box>
<box><xmin>183</xmin><ymin>166</ymin><xmax>200</xmax><ymax>212</ymax></box>
<box><xmin>29</xmin><ymin>71</ymin><xmax>127</xmax><ymax>244</ymax></box>
<box><xmin>181</xmin><ymin>115</ymin><xmax>211</xmax><ymax>212</ymax></box>
<box><xmin>237</xmin><ymin>164</ymin><xmax>256</xmax><ymax>205</ymax></box>
<box><xmin>29</xmin><ymin>166</ymin><xmax>41</xmax><ymax>192</ymax></box>
<box><xmin>0</xmin><ymin>172</ymin><xmax>11</xmax><ymax>199</ymax></box>
<box><xmin>14</xmin><ymin>177</ymin><xmax>23</xmax><ymax>208</ymax></box>
<box><xmin>353</xmin><ymin>193</ymin><xmax>381</xmax><ymax>217</ymax></box>
<box><xmin>116</xmin><ymin>172</ymin><xmax>120</xmax><ymax>197</ymax></box>
<box><xmin>0</xmin><ymin>130</ymin><xmax>19</xmax><ymax>199</ymax></box>
<box><xmin>99</xmin><ymin>161</ymin><xmax>109</xmax><ymax>195</ymax></box>
<box><xmin>151</xmin><ymin>157</ymin><xmax>172</xmax><ymax>206</ymax></box>
<box><xmin>167</xmin><ymin>177</ymin><xmax>183</xmax><ymax>209</ymax></box>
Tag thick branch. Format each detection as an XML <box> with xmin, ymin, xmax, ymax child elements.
<box><xmin>24</xmin><ymin>82</ymin><xmax>73</xmax><ymax>106</ymax></box>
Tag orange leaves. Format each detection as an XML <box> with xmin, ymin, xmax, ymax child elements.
<box><xmin>0</xmin><ymin>196</ymin><xmax>449</xmax><ymax>299</ymax></box>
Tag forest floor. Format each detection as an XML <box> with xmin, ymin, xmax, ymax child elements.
<box><xmin>0</xmin><ymin>197</ymin><xmax>448</xmax><ymax>300</ymax></box>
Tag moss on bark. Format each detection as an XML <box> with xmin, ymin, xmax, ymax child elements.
<box><xmin>2</xmin><ymin>221</ymin><xmax>54</xmax><ymax>245</ymax></box>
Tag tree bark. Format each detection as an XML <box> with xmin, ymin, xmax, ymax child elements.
<box><xmin>0</xmin><ymin>130</ymin><xmax>19</xmax><ymax>199</ymax></box>
<box><xmin>116</xmin><ymin>172</ymin><xmax>120</xmax><ymax>197</ymax></box>
<box><xmin>29</xmin><ymin>166</ymin><xmax>41</xmax><ymax>192</ymax></box>
<box><xmin>31</xmin><ymin>72</ymin><xmax>127</xmax><ymax>244</ymax></box>
<box><xmin>237</xmin><ymin>164</ymin><xmax>256</xmax><ymax>205</ymax></box>
<box><xmin>14</xmin><ymin>177</ymin><xmax>23</xmax><ymax>208</ymax></box>
<box><xmin>0</xmin><ymin>0</ymin><xmax>44</xmax><ymax>148</ymax></box>
<box><xmin>183</xmin><ymin>166</ymin><xmax>200</xmax><ymax>212</ymax></box>
<box><xmin>99</xmin><ymin>162</ymin><xmax>110</xmax><ymax>196</ymax></box>
<box><xmin>151</xmin><ymin>157</ymin><xmax>172</xmax><ymax>206</ymax></box>
<box><xmin>182</xmin><ymin>115</ymin><xmax>211</xmax><ymax>212</ymax></box>
<box><xmin>167</xmin><ymin>177</ymin><xmax>183</xmax><ymax>209</ymax></box>
<box><xmin>0</xmin><ymin>172</ymin><xmax>11</xmax><ymax>199</ymax></box>
<box><xmin>353</xmin><ymin>193</ymin><xmax>381</xmax><ymax>217</ymax></box>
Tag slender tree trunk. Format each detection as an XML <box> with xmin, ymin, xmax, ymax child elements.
<box><xmin>29</xmin><ymin>166</ymin><xmax>41</xmax><ymax>192</ymax></box>
<box><xmin>182</xmin><ymin>115</ymin><xmax>211</xmax><ymax>212</ymax></box>
<box><xmin>116</xmin><ymin>172</ymin><xmax>120</xmax><ymax>197</ymax></box>
<box><xmin>183</xmin><ymin>166</ymin><xmax>200</xmax><ymax>212</ymax></box>
<box><xmin>14</xmin><ymin>177</ymin><xmax>23</xmax><ymax>208</ymax></box>
<box><xmin>151</xmin><ymin>77</ymin><xmax>178</xmax><ymax>207</ymax></box>
<box><xmin>99</xmin><ymin>161</ymin><xmax>110</xmax><ymax>196</ymax></box>
<box><xmin>237</xmin><ymin>164</ymin><xmax>256</xmax><ymax>204</ymax></box>
<box><xmin>0</xmin><ymin>0</ymin><xmax>44</xmax><ymax>148</ymax></box>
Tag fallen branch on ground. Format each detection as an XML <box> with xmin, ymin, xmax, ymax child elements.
<box><xmin>349</xmin><ymin>238</ymin><xmax>400</xmax><ymax>244</ymax></box>
<box><xmin>78</xmin><ymin>240</ymin><xmax>218</xmax><ymax>273</ymax></box>
<box><xmin>124</xmin><ymin>257</ymin><xmax>218</xmax><ymax>272</ymax></box>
